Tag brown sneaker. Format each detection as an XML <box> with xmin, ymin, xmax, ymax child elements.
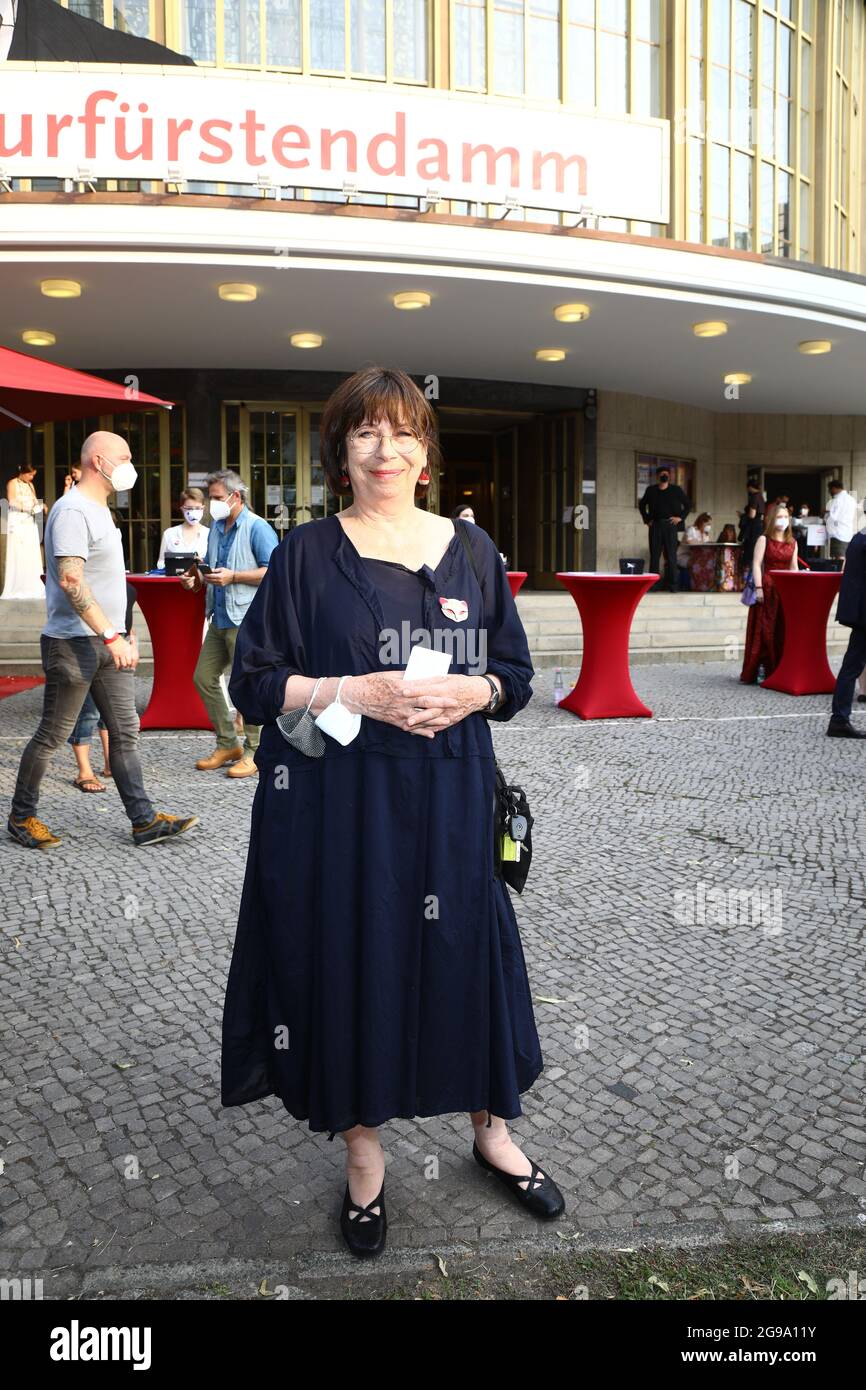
<box><xmin>8</xmin><ymin>815</ymin><xmax>62</xmax><ymax>848</ymax></box>
<box><xmin>195</xmin><ymin>747</ymin><xmax>242</xmax><ymax>771</ymax></box>
<box><xmin>132</xmin><ymin>812</ymin><xmax>199</xmax><ymax>847</ymax></box>
<box><xmin>225</xmin><ymin>754</ymin><xmax>258</xmax><ymax>778</ymax></box>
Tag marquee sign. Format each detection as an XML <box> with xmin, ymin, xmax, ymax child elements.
<box><xmin>0</xmin><ymin>68</ymin><xmax>670</xmax><ymax>222</ymax></box>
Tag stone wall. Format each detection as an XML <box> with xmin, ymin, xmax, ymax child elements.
<box><xmin>597</xmin><ymin>393</ymin><xmax>866</xmax><ymax>574</ymax></box>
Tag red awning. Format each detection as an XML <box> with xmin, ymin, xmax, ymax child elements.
<box><xmin>0</xmin><ymin>345</ymin><xmax>174</xmax><ymax>432</ymax></box>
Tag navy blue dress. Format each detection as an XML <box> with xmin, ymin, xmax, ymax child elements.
<box><xmin>221</xmin><ymin>513</ymin><xmax>543</xmax><ymax>1137</ymax></box>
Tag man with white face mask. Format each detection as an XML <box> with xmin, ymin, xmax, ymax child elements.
<box><xmin>181</xmin><ymin>470</ymin><xmax>278</xmax><ymax>776</ymax></box>
<box><xmin>8</xmin><ymin>432</ymin><xmax>198</xmax><ymax>849</ymax></box>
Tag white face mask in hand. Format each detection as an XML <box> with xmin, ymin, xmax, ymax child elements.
<box><xmin>315</xmin><ymin>675</ymin><xmax>362</xmax><ymax>745</ymax></box>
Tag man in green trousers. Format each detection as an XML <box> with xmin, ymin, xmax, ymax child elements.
<box><xmin>182</xmin><ymin>471</ymin><xmax>278</xmax><ymax>778</ymax></box>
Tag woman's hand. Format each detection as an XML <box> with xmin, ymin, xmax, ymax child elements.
<box><xmin>341</xmin><ymin>672</ymin><xmax>470</xmax><ymax>738</ymax></box>
<box><xmin>401</xmin><ymin>674</ymin><xmax>491</xmax><ymax>733</ymax></box>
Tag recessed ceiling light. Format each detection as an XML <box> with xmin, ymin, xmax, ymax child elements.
<box><xmin>554</xmin><ymin>303</ymin><xmax>591</xmax><ymax>323</ymax></box>
<box><xmin>40</xmin><ymin>279</ymin><xmax>81</xmax><ymax>298</ymax></box>
<box><xmin>22</xmin><ymin>329</ymin><xmax>56</xmax><ymax>346</ymax></box>
<box><xmin>693</xmin><ymin>321</ymin><xmax>728</xmax><ymax>337</ymax></box>
<box><xmin>536</xmin><ymin>348</ymin><xmax>566</xmax><ymax>362</ymax></box>
<box><xmin>724</xmin><ymin>372</ymin><xmax>752</xmax><ymax>385</ymax></box>
<box><xmin>798</xmin><ymin>339</ymin><xmax>832</xmax><ymax>354</ymax></box>
<box><xmin>392</xmin><ymin>291</ymin><xmax>431</xmax><ymax>310</ymax></box>
<box><xmin>290</xmin><ymin>332</ymin><xmax>323</xmax><ymax>349</ymax></box>
<box><xmin>218</xmin><ymin>283</ymin><xmax>257</xmax><ymax>302</ymax></box>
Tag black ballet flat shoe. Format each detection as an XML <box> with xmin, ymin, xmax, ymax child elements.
<box><xmin>472</xmin><ymin>1140</ymin><xmax>565</xmax><ymax>1220</ymax></box>
<box><xmin>339</xmin><ymin>1178</ymin><xmax>387</xmax><ymax>1258</ymax></box>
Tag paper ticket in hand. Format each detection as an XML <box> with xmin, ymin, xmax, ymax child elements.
<box><xmin>402</xmin><ymin>645</ymin><xmax>451</xmax><ymax>681</ymax></box>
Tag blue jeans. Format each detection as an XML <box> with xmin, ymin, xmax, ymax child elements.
<box><xmin>67</xmin><ymin>692</ymin><xmax>107</xmax><ymax>747</ymax></box>
<box><xmin>11</xmin><ymin>636</ymin><xmax>154</xmax><ymax>826</ymax></box>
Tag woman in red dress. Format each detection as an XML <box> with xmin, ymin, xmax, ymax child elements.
<box><xmin>740</xmin><ymin>503</ymin><xmax>799</xmax><ymax>684</ymax></box>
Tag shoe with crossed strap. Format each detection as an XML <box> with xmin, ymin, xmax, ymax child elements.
<box><xmin>339</xmin><ymin>1178</ymin><xmax>387</xmax><ymax>1258</ymax></box>
<box><xmin>472</xmin><ymin>1139</ymin><xmax>565</xmax><ymax>1219</ymax></box>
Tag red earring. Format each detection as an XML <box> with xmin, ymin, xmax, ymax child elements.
<box><xmin>418</xmin><ymin>470</ymin><xmax>430</xmax><ymax>484</ymax></box>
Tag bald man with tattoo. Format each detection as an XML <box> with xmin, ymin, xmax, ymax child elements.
<box><xmin>8</xmin><ymin>431</ymin><xmax>198</xmax><ymax>849</ymax></box>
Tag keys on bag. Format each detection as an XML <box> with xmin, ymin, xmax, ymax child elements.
<box><xmin>500</xmin><ymin>834</ymin><xmax>521</xmax><ymax>862</ymax></box>
<box><xmin>509</xmin><ymin>814</ymin><xmax>528</xmax><ymax>842</ymax></box>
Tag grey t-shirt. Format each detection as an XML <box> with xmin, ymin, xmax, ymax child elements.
<box><xmin>43</xmin><ymin>491</ymin><xmax>127</xmax><ymax>638</ymax></box>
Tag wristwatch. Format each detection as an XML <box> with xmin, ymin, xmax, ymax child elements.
<box><xmin>101</xmin><ymin>627</ymin><xmax>120</xmax><ymax>644</ymax></box>
<box><xmin>479</xmin><ymin>675</ymin><xmax>502</xmax><ymax>713</ymax></box>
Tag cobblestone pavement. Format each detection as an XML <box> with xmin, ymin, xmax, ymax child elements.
<box><xmin>1</xmin><ymin>661</ymin><xmax>865</xmax><ymax>1296</ymax></box>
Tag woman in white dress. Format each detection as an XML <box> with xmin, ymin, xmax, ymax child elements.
<box><xmin>2</xmin><ymin>464</ymin><xmax>47</xmax><ymax>601</ymax></box>
<box><xmin>157</xmin><ymin>486</ymin><xmax>209</xmax><ymax>567</ymax></box>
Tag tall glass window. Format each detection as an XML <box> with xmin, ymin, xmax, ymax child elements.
<box><xmin>634</xmin><ymin>0</ymin><xmax>662</xmax><ymax>118</ymax></box>
<box><xmin>311</xmin><ymin>0</ymin><xmax>345</xmax><ymax>68</ymax></box>
<box><xmin>453</xmin><ymin>2</ymin><xmax>660</xmax><ymax>113</ymax></box>
<box><xmin>113</xmin><ymin>0</ymin><xmax>151</xmax><ymax>35</ymax></box>
<box><xmin>351</xmin><ymin>0</ymin><xmax>386</xmax><ymax>76</ymax></box>
<box><xmin>67</xmin><ymin>0</ymin><xmax>104</xmax><ymax>17</ymax></box>
<box><xmin>454</xmin><ymin>0</ymin><xmax>487</xmax><ymax>87</ymax></box>
<box><xmin>687</xmin><ymin>0</ymin><xmax>814</xmax><ymax>260</ymax></box>
<box><xmin>393</xmin><ymin>0</ymin><xmax>428</xmax><ymax>81</ymax></box>
<box><xmin>182</xmin><ymin>0</ymin><xmax>217</xmax><ymax>61</ymax></box>
<box><xmin>830</xmin><ymin>0</ymin><xmax>856</xmax><ymax>270</ymax></box>
<box><xmin>224</xmin><ymin>0</ymin><xmax>261</xmax><ymax>63</ymax></box>
<box><xmin>175</xmin><ymin>0</ymin><xmax>428</xmax><ymax>78</ymax></box>
<box><xmin>267</xmin><ymin>0</ymin><xmax>302</xmax><ymax>65</ymax></box>
<box><xmin>597</xmin><ymin>0</ymin><xmax>627</xmax><ymax>112</ymax></box>
<box><xmin>494</xmin><ymin>1</ymin><xmax>525</xmax><ymax>94</ymax></box>
<box><xmin>567</xmin><ymin>0</ymin><xmax>596</xmax><ymax>106</ymax></box>
<box><xmin>528</xmin><ymin>0</ymin><xmax>561</xmax><ymax>99</ymax></box>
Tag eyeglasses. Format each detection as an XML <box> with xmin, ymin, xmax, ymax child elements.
<box><xmin>349</xmin><ymin>428</ymin><xmax>423</xmax><ymax>456</ymax></box>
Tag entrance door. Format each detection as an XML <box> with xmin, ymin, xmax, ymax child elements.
<box><xmin>763</xmin><ymin>469</ymin><xmax>824</xmax><ymax>515</ymax></box>
<box><xmin>228</xmin><ymin>403</ymin><xmax>343</xmax><ymax>538</ymax></box>
<box><xmin>536</xmin><ymin>412</ymin><xmax>584</xmax><ymax>585</ymax></box>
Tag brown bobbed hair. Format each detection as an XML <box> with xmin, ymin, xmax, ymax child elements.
<box><xmin>694</xmin><ymin>512</ymin><xmax>712</xmax><ymax>530</ymax></box>
<box><xmin>180</xmin><ymin>486</ymin><xmax>205</xmax><ymax>507</ymax></box>
<box><xmin>763</xmin><ymin>501</ymin><xmax>793</xmax><ymax>541</ymax></box>
<box><xmin>320</xmin><ymin>365</ymin><xmax>440</xmax><ymax>500</ymax></box>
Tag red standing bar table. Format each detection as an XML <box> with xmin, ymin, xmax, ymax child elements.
<box><xmin>129</xmin><ymin>575</ymin><xmax>212</xmax><ymax>730</ymax></box>
<box><xmin>760</xmin><ymin>569</ymin><xmax>842</xmax><ymax>696</ymax></box>
<box><xmin>555</xmin><ymin>572</ymin><xmax>659</xmax><ymax>719</ymax></box>
<box><xmin>506</xmin><ymin>571</ymin><xmax>528</xmax><ymax>598</ymax></box>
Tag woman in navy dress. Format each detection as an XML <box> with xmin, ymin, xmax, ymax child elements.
<box><xmin>222</xmin><ymin>366</ymin><xmax>564</xmax><ymax>1256</ymax></box>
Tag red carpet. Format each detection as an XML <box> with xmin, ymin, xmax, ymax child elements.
<box><xmin>0</xmin><ymin>676</ymin><xmax>45</xmax><ymax>699</ymax></box>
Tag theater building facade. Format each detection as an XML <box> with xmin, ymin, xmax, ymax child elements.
<box><xmin>3</xmin><ymin>0</ymin><xmax>866</xmax><ymax>584</ymax></box>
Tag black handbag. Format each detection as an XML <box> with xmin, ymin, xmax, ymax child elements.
<box><xmin>454</xmin><ymin>520</ymin><xmax>534</xmax><ymax>893</ymax></box>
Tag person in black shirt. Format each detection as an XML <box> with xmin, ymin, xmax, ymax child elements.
<box><xmin>827</xmin><ymin>526</ymin><xmax>866</xmax><ymax>738</ymax></box>
<box><xmin>638</xmin><ymin>469</ymin><xmax>690</xmax><ymax>592</ymax></box>
<box><xmin>738</xmin><ymin>479</ymin><xmax>766</xmax><ymax>572</ymax></box>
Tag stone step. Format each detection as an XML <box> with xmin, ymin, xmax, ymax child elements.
<box><xmin>0</xmin><ymin>594</ymin><xmax>850</xmax><ymax>676</ymax></box>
